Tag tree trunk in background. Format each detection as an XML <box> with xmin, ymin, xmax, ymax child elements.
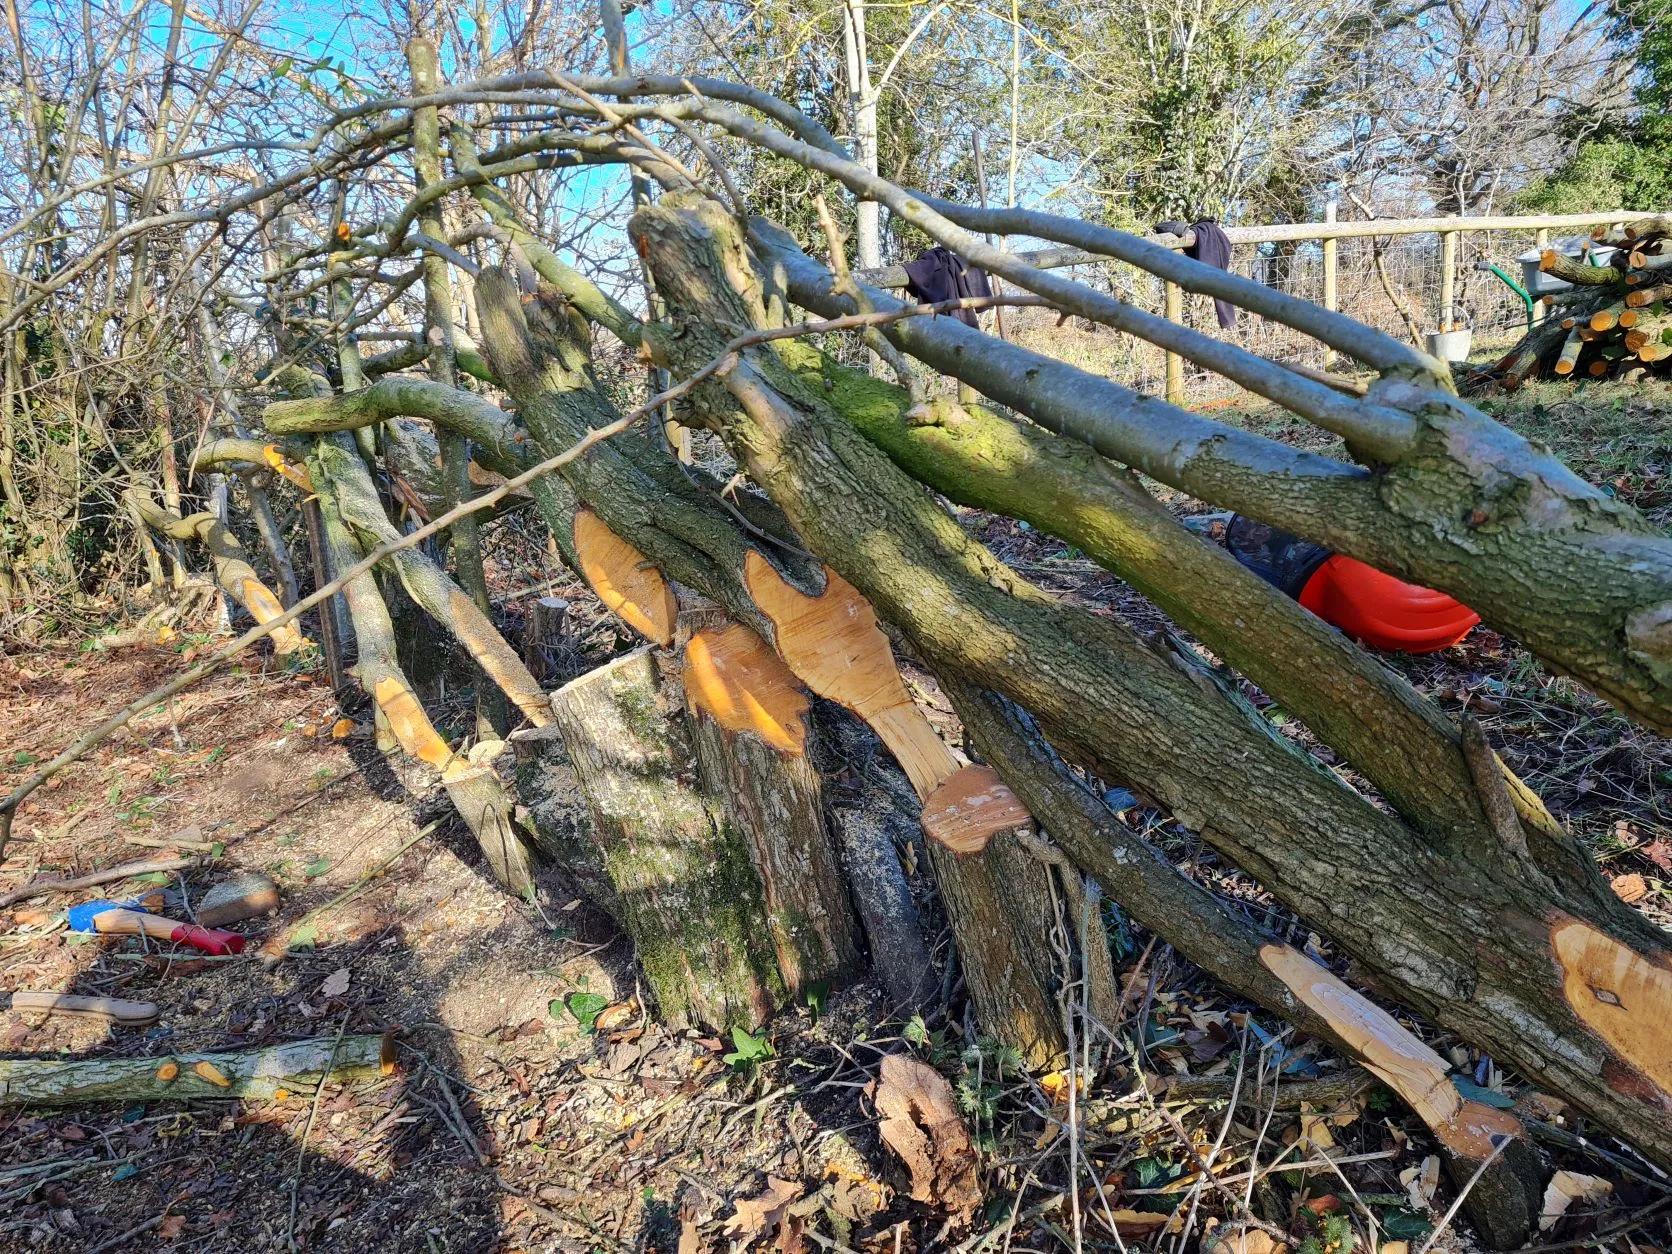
<box><xmin>841</xmin><ymin>0</ymin><xmax>882</xmax><ymax>270</ymax></box>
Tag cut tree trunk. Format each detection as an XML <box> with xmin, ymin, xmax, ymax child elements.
<box><xmin>549</xmin><ymin>647</ymin><xmax>787</xmax><ymax>1030</ymax></box>
<box><xmin>678</xmin><ymin>613</ymin><xmax>863</xmax><ymax>991</ymax></box>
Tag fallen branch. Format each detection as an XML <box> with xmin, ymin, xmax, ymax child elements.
<box><xmin>0</xmin><ymin>1035</ymin><xmax>390</xmax><ymax>1105</ymax></box>
<box><xmin>0</xmin><ymin>855</ymin><xmax>201</xmax><ymax>910</ymax></box>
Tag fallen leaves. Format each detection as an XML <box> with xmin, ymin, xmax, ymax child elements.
<box><xmin>1539</xmin><ymin>1170</ymin><xmax>1613</xmax><ymax>1231</ymax></box>
<box><xmin>1611</xmin><ymin>872</ymin><xmax>1649</xmax><ymax>903</ymax></box>
<box><xmin>319</xmin><ymin>967</ymin><xmax>351</xmax><ymax>999</ymax></box>
<box><xmin>723</xmin><ymin>1176</ymin><xmax>804</xmax><ymax>1251</ymax></box>
<box><xmin>868</xmin><ymin>1054</ymin><xmax>981</xmax><ymax>1218</ymax></box>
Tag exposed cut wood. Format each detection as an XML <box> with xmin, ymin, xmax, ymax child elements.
<box><xmin>1550</xmin><ymin>917</ymin><xmax>1672</xmax><ymax>1099</ymax></box>
<box><xmin>741</xmin><ymin>550</ymin><xmax>1030</xmax><ymax>833</ymax></box>
<box><xmin>683</xmin><ymin>621</ymin><xmax>809</xmax><ymax>755</ymax></box>
<box><xmin>372</xmin><ymin>675</ymin><xmax>455</xmax><ymax>770</ymax></box>
<box><xmin>1259</xmin><ymin>943</ymin><xmax>1524</xmax><ymax>1158</ymax></box>
<box><xmin>920</xmin><ymin>764</ymin><xmax>1033</xmax><ymax>853</ymax></box>
<box><xmin>573</xmin><ymin>506</ymin><xmax>676</xmax><ymax>646</ymax></box>
<box><xmin>0</xmin><ymin>1036</ymin><xmax>388</xmax><ymax>1105</ymax></box>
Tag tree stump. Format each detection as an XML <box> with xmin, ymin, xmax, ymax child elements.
<box><xmin>680</xmin><ymin>619</ymin><xmax>863</xmax><ymax>993</ymax></box>
<box><xmin>522</xmin><ymin>595</ymin><xmax>571</xmax><ymax>685</ymax></box>
<box><xmin>549</xmin><ymin>647</ymin><xmax>787</xmax><ymax>1030</ymax></box>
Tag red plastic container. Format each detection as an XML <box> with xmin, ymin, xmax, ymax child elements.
<box><xmin>1298</xmin><ymin>554</ymin><xmax>1479</xmax><ymax>654</ymax></box>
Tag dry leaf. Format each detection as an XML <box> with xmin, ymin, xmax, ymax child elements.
<box><xmin>1041</xmin><ymin>1069</ymin><xmax>1085</xmax><ymax>1105</ymax></box>
<box><xmin>1110</xmin><ymin>1210</ymin><xmax>1175</xmax><ymax>1240</ymax></box>
<box><xmin>1539</xmin><ymin>1170</ymin><xmax>1613</xmax><ymax>1231</ymax></box>
<box><xmin>320</xmin><ymin>967</ymin><xmax>351</xmax><ymax>999</ymax></box>
<box><xmin>158</xmin><ymin>1213</ymin><xmax>186</xmax><ymax>1239</ymax></box>
<box><xmin>678</xmin><ymin>1211</ymin><xmax>705</xmax><ymax>1254</ymax></box>
<box><xmin>1611</xmin><ymin>872</ymin><xmax>1649</xmax><ymax>903</ymax></box>
<box><xmin>722</xmin><ymin>1176</ymin><xmax>803</xmax><ymax>1247</ymax></box>
<box><xmin>868</xmin><ymin>1054</ymin><xmax>982</xmax><ymax>1217</ymax></box>
<box><xmin>1205</xmin><ymin>1224</ymin><xmax>1286</xmax><ymax>1254</ymax></box>
<box><xmin>594</xmin><ymin>1000</ymin><xmax>638</xmax><ymax>1033</ymax></box>
<box><xmin>1298</xmin><ymin>1102</ymin><xmax>1338</xmax><ymax>1152</ymax></box>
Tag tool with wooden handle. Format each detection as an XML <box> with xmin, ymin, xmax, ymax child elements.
<box><xmin>65</xmin><ymin>901</ymin><xmax>245</xmax><ymax>955</ymax></box>
<box><xmin>7</xmin><ymin>992</ymin><xmax>160</xmax><ymax>1026</ymax></box>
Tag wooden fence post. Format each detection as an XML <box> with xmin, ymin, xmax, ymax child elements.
<box><xmin>1164</xmin><ymin>279</ymin><xmax>1184</xmax><ymax>405</ymax></box>
<box><xmin>1322</xmin><ymin>201</ymin><xmax>1338</xmax><ymax>365</ymax></box>
<box><xmin>1535</xmin><ymin>227</ymin><xmax>1550</xmax><ymax>325</ymax></box>
<box><xmin>1439</xmin><ymin>229</ymin><xmax>1458</xmax><ymax>329</ymax></box>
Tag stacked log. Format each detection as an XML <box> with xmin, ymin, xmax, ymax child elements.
<box><xmin>1492</xmin><ymin>215</ymin><xmax>1672</xmax><ymax>387</ymax></box>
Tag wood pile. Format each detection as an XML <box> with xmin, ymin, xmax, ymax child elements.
<box><xmin>1491</xmin><ymin>214</ymin><xmax>1672</xmax><ymax>387</ymax></box>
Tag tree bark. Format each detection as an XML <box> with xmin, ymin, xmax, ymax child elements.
<box><xmin>548</xmin><ymin>647</ymin><xmax>786</xmax><ymax>1030</ymax></box>
<box><xmin>631</xmin><ymin>192</ymin><xmax>1672</xmax><ymax>1180</ymax></box>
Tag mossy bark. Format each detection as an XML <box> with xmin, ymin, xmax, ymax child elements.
<box><xmin>549</xmin><ymin>647</ymin><xmax>786</xmax><ymax>1030</ymax></box>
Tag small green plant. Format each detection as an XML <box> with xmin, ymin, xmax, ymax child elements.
<box><xmin>723</xmin><ymin>1025</ymin><xmax>773</xmax><ymax>1070</ymax></box>
<box><xmin>1296</xmin><ymin>1209</ymin><xmax>1357</xmax><ymax>1254</ymax></box>
<box><xmin>557</xmin><ymin>991</ymin><xmax>609</xmax><ymax>1030</ymax></box>
<box><xmin>804</xmin><ymin>980</ymin><xmax>829</xmax><ymax>1025</ymax></box>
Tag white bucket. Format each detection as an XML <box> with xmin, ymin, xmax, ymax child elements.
<box><xmin>1426</xmin><ymin>327</ymin><xmax>1474</xmax><ymax>362</ymax></box>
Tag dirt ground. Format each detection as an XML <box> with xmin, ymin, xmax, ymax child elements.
<box><xmin>3</xmin><ymin>380</ymin><xmax>1672</xmax><ymax>1253</ymax></box>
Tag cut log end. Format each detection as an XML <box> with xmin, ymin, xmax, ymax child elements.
<box><xmin>920</xmin><ymin>764</ymin><xmax>1032</xmax><ymax>854</ymax></box>
<box><xmin>683</xmin><ymin>621</ymin><xmax>809</xmax><ymax>755</ymax></box>
<box><xmin>573</xmin><ymin>507</ymin><xmax>676</xmax><ymax>646</ymax></box>
<box><xmin>1550</xmin><ymin>916</ymin><xmax>1672</xmax><ymax>1099</ymax></box>
<box><xmin>372</xmin><ymin>675</ymin><xmax>455</xmax><ymax>769</ymax></box>
<box><xmin>743</xmin><ymin>549</ymin><xmax>961</xmax><ymax>795</ymax></box>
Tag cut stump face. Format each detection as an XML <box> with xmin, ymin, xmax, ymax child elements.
<box><xmin>683</xmin><ymin>622</ymin><xmax>809</xmax><ymax>755</ymax></box>
<box><xmin>573</xmin><ymin>507</ymin><xmax>677</xmax><ymax>646</ymax></box>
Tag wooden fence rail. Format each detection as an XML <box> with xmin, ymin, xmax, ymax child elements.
<box><xmin>863</xmin><ymin>208</ymin><xmax>1653</xmax><ymax>403</ymax></box>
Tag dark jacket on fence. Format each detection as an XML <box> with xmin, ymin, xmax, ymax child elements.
<box><xmin>1156</xmin><ymin>219</ymin><xmax>1238</xmax><ymax>329</ymax></box>
<box><xmin>902</xmin><ymin>246</ymin><xmax>993</xmax><ymax>327</ymax></box>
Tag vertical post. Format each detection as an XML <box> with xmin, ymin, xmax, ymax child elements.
<box><xmin>1440</xmin><ymin>230</ymin><xmax>1458</xmax><ymax>331</ymax></box>
<box><xmin>1322</xmin><ymin>202</ymin><xmax>1339</xmax><ymax>312</ymax></box>
<box><xmin>1164</xmin><ymin>280</ymin><xmax>1184</xmax><ymax>406</ymax></box>
<box><xmin>1322</xmin><ymin>201</ymin><xmax>1338</xmax><ymax>367</ymax></box>
<box><xmin>1534</xmin><ymin>227</ymin><xmax>1550</xmax><ymax>325</ymax></box>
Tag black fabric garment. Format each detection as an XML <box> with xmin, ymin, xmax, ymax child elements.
<box><xmin>902</xmin><ymin>245</ymin><xmax>993</xmax><ymax>327</ymax></box>
<box><xmin>1156</xmin><ymin>218</ymin><xmax>1238</xmax><ymax>329</ymax></box>
<box><xmin>1223</xmin><ymin>514</ymin><xmax>1331</xmax><ymax>599</ymax></box>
